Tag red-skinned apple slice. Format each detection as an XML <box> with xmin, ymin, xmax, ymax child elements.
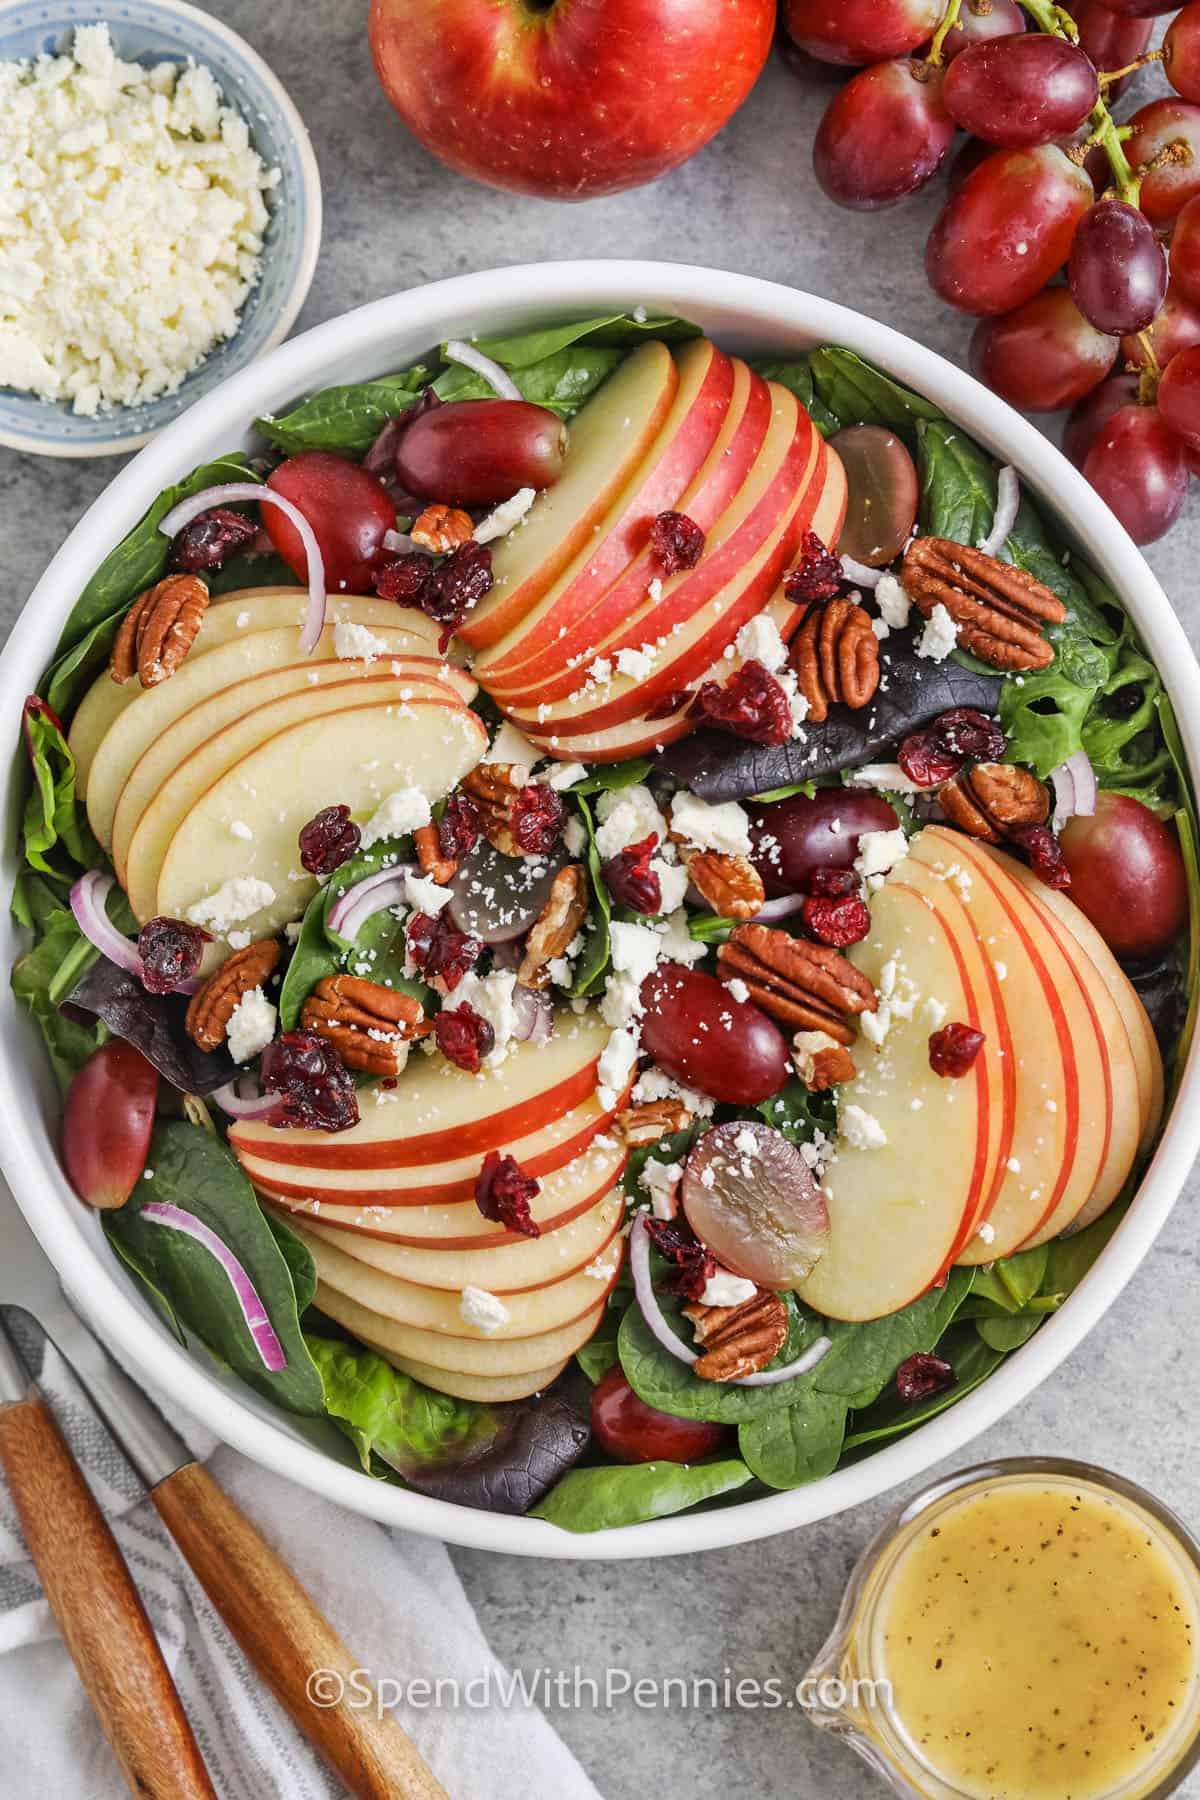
<box><xmin>454</xmin><ymin>340</ymin><xmax>679</xmax><ymax>648</ymax></box>
<box><xmin>360</xmin><ymin>1346</ymin><xmax>571</xmax><ymax>1403</ymax></box>
<box><xmin>474</xmin><ymin>338</ymin><xmax>735</xmax><ymax>673</ymax></box>
<box><xmin>317</xmin><ymin>1287</ymin><xmax>612</xmax><ymax>1379</ymax></box>
<box><xmin>257</xmin><ymin>1165</ymin><xmax>615</xmax><ymax>1248</ymax></box>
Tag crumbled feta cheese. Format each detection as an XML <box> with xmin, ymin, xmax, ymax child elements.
<box><xmin>600</xmin><ymin>972</ymin><xmax>643</xmax><ymax>1029</ymax></box>
<box><xmin>360</xmin><ymin>788</ymin><xmax>431</xmax><ymax>848</ymax></box>
<box><xmin>615</xmin><ymin>645</ymin><xmax>656</xmax><ymax>682</ymax></box>
<box><xmin>564</xmin><ymin>815</ymin><xmax>587</xmax><ymax>857</ymax></box>
<box><xmin>459</xmin><ymin>1286</ymin><xmax>511</xmax><ymax>1334</ymax></box>
<box><xmin>726</xmin><ymin>977</ymin><xmax>750</xmax><ymax>1004</ymax></box>
<box><xmin>485</xmin><ymin>720</ymin><xmax>542</xmax><ymax>775</ymax></box>
<box><xmin>543</xmin><ymin>762</ymin><xmax>588</xmax><ymax>791</ymax></box>
<box><xmin>639</xmin><ymin>1159</ymin><xmax>682</xmax><ymax>1220</ymax></box>
<box><xmin>473</xmin><ymin>487</ymin><xmax>537</xmax><ymax>545</ymax></box>
<box><xmin>228</xmin><ymin>819</ymin><xmax>254</xmax><ymax>841</ymax></box>
<box><xmin>609</xmin><ymin>920</ymin><xmax>663</xmax><ymax>987</ymax></box>
<box><xmin>333</xmin><ymin>620</ymin><xmax>386</xmax><ymax>663</ymax></box>
<box><xmin>920</xmin><ymin>996</ymin><xmax>948</xmax><ymax>1030</ymax></box>
<box><xmin>226</xmin><ymin>985</ymin><xmax>277</xmax><ymax>1064</ymax></box>
<box><xmin>845</xmin><ymin>764</ymin><xmax>927</xmax><ymax>795</ymax></box>
<box><xmin>700</xmin><ymin>1268</ymin><xmax>758</xmax><ymax>1308</ymax></box>
<box><xmin>0</xmin><ymin>25</ymin><xmax>278</xmax><ymax>416</ymax></box>
<box><xmin>598</xmin><ymin>1027</ymin><xmax>640</xmax><ymax>1105</ymax></box>
<box><xmin>187</xmin><ymin>876</ymin><xmax>275</xmax><ymax>937</ymax></box>
<box><xmin>647</xmin><ymin>577</ymin><xmax>663</xmax><ymax>604</ymax></box>
<box><xmin>976</xmin><ymin>1221</ymin><xmax>997</xmax><ymax>1245</ymax></box>
<box><xmin>656</xmin><ymin>909</ymin><xmax>707</xmax><ymax>968</ymax></box>
<box><xmin>917</xmin><ymin>602</ymin><xmax>960</xmax><ymax>662</ymax></box>
<box><xmin>453</xmin><ymin>970</ymin><xmax>518</xmax><ymax>1059</ymax></box>
<box><xmin>653</xmin><ymin>859</ymin><xmax>690</xmax><ymax>915</ymax></box>
<box><xmin>670</xmin><ymin>791</ymin><xmax>751</xmax><ymax>858</ymax></box>
<box><xmin>633</xmin><ymin>1062</ymin><xmax>713</xmax><ymax>1118</ymax></box>
<box><xmin>404</xmin><ymin>871</ymin><xmax>452</xmax><ymax>916</ymax></box>
<box><xmin>594</xmin><ymin>784</ymin><xmax>669</xmax><ymax>859</ymax></box>
<box><xmin>840</xmin><ymin>1103</ymin><xmax>888</xmax><ymax>1150</ymax></box>
<box><xmin>734</xmin><ymin>612</ymin><xmax>788</xmax><ymax>672</ymax></box>
<box><xmin>854</xmin><ymin>828</ymin><xmax>909</xmax><ymax>882</ymax></box>
<box><xmin>875</xmin><ymin>572</ymin><xmax>912</xmax><ymax>631</ymax></box>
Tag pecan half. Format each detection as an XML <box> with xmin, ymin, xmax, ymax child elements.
<box><xmin>717</xmin><ymin>923</ymin><xmax>876</xmax><ymax>1045</ymax></box>
<box><xmin>110</xmin><ymin>574</ymin><xmax>209</xmax><ymax>687</ymax></box>
<box><xmin>414</xmin><ymin>821</ymin><xmax>457</xmax><ymax>887</ymax></box>
<box><xmin>614</xmin><ymin>1098</ymin><xmax>691</xmax><ymax>1147</ymax></box>
<box><xmin>789</xmin><ymin>596</ymin><xmax>879</xmax><ymax>724</ymax></box>
<box><xmin>939</xmin><ymin>762</ymin><xmax>1050</xmax><ymax>844</ymax></box>
<box><xmin>686</xmin><ymin>849</ymin><xmax>765</xmax><ymax>921</ymax></box>
<box><xmin>902</xmin><ymin>538</ymin><xmax>1066</xmax><ymax>672</ymax></box>
<box><xmin>682</xmin><ymin>1290</ymin><xmax>789</xmax><ymax>1382</ymax></box>
<box><xmin>300</xmin><ymin>975</ymin><xmax>425</xmax><ymax>1076</ymax></box>
<box><xmin>462</xmin><ymin>763</ymin><xmax>523</xmax><ymax>855</ymax></box>
<box><xmin>411</xmin><ymin>504</ymin><xmax>474</xmax><ymax>555</ymax></box>
<box><xmin>792</xmin><ymin>1028</ymin><xmax>857</xmax><ymax>1091</ymax></box>
<box><xmin>517</xmin><ymin>864</ymin><xmax>588</xmax><ymax>988</ymax></box>
<box><xmin>186</xmin><ymin>938</ymin><xmax>280</xmax><ymax>1051</ymax></box>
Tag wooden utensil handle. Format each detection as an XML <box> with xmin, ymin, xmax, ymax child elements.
<box><xmin>153</xmin><ymin>1461</ymin><xmax>448</xmax><ymax>1800</ymax></box>
<box><xmin>0</xmin><ymin>1392</ymin><xmax>216</xmax><ymax>1800</ymax></box>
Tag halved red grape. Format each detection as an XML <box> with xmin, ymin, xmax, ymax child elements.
<box><xmin>447</xmin><ymin>838</ymin><xmax>567</xmax><ymax>943</ymax></box>
<box><xmin>590</xmin><ymin>1367</ymin><xmax>728</xmax><ymax>1465</ymax></box>
<box><xmin>813</xmin><ymin>60</ymin><xmax>955</xmax><ymax>210</ymax></box>
<box><xmin>1069</xmin><ymin>200</ymin><xmax>1167</xmax><ymax>335</ymax></box>
<box><xmin>1081</xmin><ymin>404</ymin><xmax>1190</xmax><ymax>544</ymax></box>
<box><xmin>394</xmin><ymin>399</ymin><xmax>567</xmax><ymax>506</ymax></box>
<box><xmin>970</xmin><ymin>287</ymin><xmax>1116</xmax><ymax>413</ymax></box>
<box><xmin>939</xmin><ymin>0</ymin><xmax>1025</xmax><ymax>60</ymax></box>
<box><xmin>943</xmin><ymin>35</ymin><xmax>1098</xmax><ymax>147</ymax></box>
<box><xmin>748</xmin><ymin>790</ymin><xmax>899</xmax><ymax>897</ymax></box>
<box><xmin>1157</xmin><ymin>344</ymin><xmax>1200</xmax><ymax>448</ymax></box>
<box><xmin>1166</xmin><ymin>3</ymin><xmax>1200</xmax><ymax>102</ymax></box>
<box><xmin>1120</xmin><ymin>284</ymin><xmax>1200</xmax><ymax>371</ymax></box>
<box><xmin>62</xmin><ymin>1041</ymin><xmax>158</xmax><ymax>1209</ymax></box>
<box><xmin>1060</xmin><ymin>794</ymin><xmax>1188</xmax><ymax>958</ymax></box>
<box><xmin>1126</xmin><ymin>98</ymin><xmax>1200</xmax><ymax>226</ymax></box>
<box><xmin>1069</xmin><ymin>1</ymin><xmax>1154</xmax><ymax>99</ymax></box>
<box><xmin>784</xmin><ymin>0</ymin><xmax>939</xmax><ymax>66</ymax></box>
<box><xmin>265</xmin><ymin>452</ymin><xmax>396</xmax><ymax>593</ymax></box>
<box><xmin>926</xmin><ymin>145</ymin><xmax>1093</xmax><ymax>316</ymax></box>
<box><xmin>681</xmin><ymin>1120</ymin><xmax>830</xmax><ymax>1290</ymax></box>
<box><xmin>639</xmin><ymin>966</ymin><xmax>790</xmax><ymax>1106</ymax></box>
<box><xmin>1062</xmin><ymin>372</ymin><xmax>1141</xmax><ymax>468</ymax></box>
<box><xmin>829</xmin><ymin>425</ymin><xmax>919</xmax><ymax>565</ymax></box>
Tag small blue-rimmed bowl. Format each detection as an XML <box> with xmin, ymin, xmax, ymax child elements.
<box><xmin>0</xmin><ymin>0</ymin><xmax>322</xmax><ymax>458</ymax></box>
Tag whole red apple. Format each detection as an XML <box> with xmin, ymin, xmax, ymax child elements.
<box><xmin>367</xmin><ymin>0</ymin><xmax>775</xmax><ymax>200</ymax></box>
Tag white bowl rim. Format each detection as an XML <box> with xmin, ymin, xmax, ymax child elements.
<box><xmin>0</xmin><ymin>0</ymin><xmax>323</xmax><ymax>459</ymax></box>
<box><xmin>3</xmin><ymin>258</ymin><xmax>1199</xmax><ymax>1558</ymax></box>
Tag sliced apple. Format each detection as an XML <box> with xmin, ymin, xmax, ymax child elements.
<box><xmin>794</xmin><ymin>875</ymin><xmax>992</xmax><ymax>1322</ymax></box>
<box><xmin>288</xmin><ymin>1190</ymin><xmax>623</xmax><ymax>1293</ymax></box>
<box><xmin>455</xmin><ymin>340</ymin><xmax>680</xmax><ymax>649</ymax></box>
<box><xmin>258</xmin><ymin>1166</ymin><xmax>616</xmax><ymax>1248</ymax></box>
<box><xmin>70</xmin><ymin>589</ymin><xmax>450</xmax><ymax>790</ymax></box>
<box><xmin>154</xmin><ymin>698</ymin><xmax>485</xmax><ymax>938</ymax></box>
<box><xmin>472</xmin><ymin>337</ymin><xmax>735</xmax><ymax>671</ymax></box>
<box><xmin>317</xmin><ymin>1286</ymin><xmax>610</xmax><ymax>1377</ymax></box>
<box><xmin>362</xmin><ymin>1344</ymin><xmax>571</xmax><ymax>1403</ymax></box>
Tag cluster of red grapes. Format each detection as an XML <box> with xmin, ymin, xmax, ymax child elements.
<box><xmin>783</xmin><ymin>0</ymin><xmax>1200</xmax><ymax>545</ymax></box>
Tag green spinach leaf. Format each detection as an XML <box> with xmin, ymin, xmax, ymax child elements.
<box><xmin>568</xmin><ymin>795</ymin><xmax>612</xmax><ymax>998</ymax></box>
<box><xmin>917</xmin><ymin>418</ymin><xmax>997</xmax><ymax>545</ymax></box>
<box><xmin>751</xmin><ymin>358</ymin><xmax>840</xmax><ymax>437</ymax></box>
<box><xmin>737</xmin><ymin>1391</ymin><xmax>849</xmax><ymax>1488</ymax></box>
<box><xmin>307</xmin><ymin>1333</ymin><xmax>492</xmax><ymax>1474</ymax></box>
<box><xmin>433</xmin><ymin>347</ymin><xmax>625</xmax><ymax>416</ymax></box>
<box><xmin>11</xmin><ymin>909</ymin><xmax>106</xmax><ymax>1090</ymax></box>
<box><xmin>464</xmin><ymin>314</ymin><xmax>699</xmax><ymax>365</ymax></box>
<box><xmin>813</xmin><ymin>348</ymin><xmax>943</xmax><ymax>448</ymax></box>
<box><xmin>21</xmin><ymin>700</ymin><xmax>100</xmax><ymax>881</ymax></box>
<box><xmin>256</xmin><ymin>373</ymin><xmax>429</xmax><ymax>455</ymax></box>
<box><xmin>969</xmin><ymin>1244</ymin><xmax>1049</xmax><ymax>1314</ymax></box>
<box><xmin>531</xmin><ymin>1458</ymin><xmax>752</xmax><ymax>1531</ymax></box>
<box><xmin>843</xmin><ymin>1328</ymin><xmax>1003</xmax><ymax>1451</ymax></box>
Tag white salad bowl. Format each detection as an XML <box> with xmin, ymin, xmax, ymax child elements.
<box><xmin>3</xmin><ymin>261</ymin><xmax>1199</xmax><ymax>1558</ymax></box>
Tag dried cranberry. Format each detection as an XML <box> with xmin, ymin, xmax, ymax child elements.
<box><xmin>425</xmin><ymin>541</ymin><xmax>493</xmax><ymax>630</ymax></box>
<box><xmin>644</xmin><ymin>688</ymin><xmax>694</xmax><ymax>722</ymax></box>
<box><xmin>897</xmin><ymin>728</ymin><xmax>964</xmax><ymax>789</ymax></box>
<box><xmin>298</xmin><ymin>804</ymin><xmax>361</xmax><ymax>877</ymax></box>
<box><xmin>928</xmin><ymin>1022</ymin><xmax>986</xmax><ymax>1078</ymax></box>
<box><xmin>809</xmin><ymin>866</ymin><xmax>858</xmax><ymax>898</ymax></box>
<box><xmin>438</xmin><ymin>792</ymin><xmax>482</xmax><ymax>860</ymax></box>
<box><xmin>511</xmin><ymin>783</ymin><xmax>566</xmax><ymax>854</ymax></box>
<box><xmin>934</xmin><ymin>708</ymin><xmax>1005</xmax><ymax>762</ymax></box>
<box><xmin>475</xmin><ymin>1149</ymin><xmax>541</xmax><ymax>1238</ymax></box>
<box><xmin>803</xmin><ymin>893</ymin><xmax>871</xmax><ymax>948</ymax></box>
<box><xmin>645</xmin><ymin>1217</ymin><xmax>715</xmax><ymax>1302</ymax></box>
<box><xmin>373</xmin><ymin>551</ymin><xmax>432</xmax><ymax>606</ymax></box>
<box><xmin>261</xmin><ymin>1031</ymin><xmax>359</xmax><ymax>1132</ymax></box>
<box><xmin>603</xmin><ymin>833</ymin><xmax>661</xmax><ymax>915</ymax></box>
<box><xmin>650</xmin><ymin>511</ymin><xmax>705</xmax><ymax>575</ymax></box>
<box><xmin>1014</xmin><ymin>824</ymin><xmax>1071</xmax><ymax>890</ymax></box>
<box><xmin>784</xmin><ymin>531</ymin><xmax>842</xmax><ymax>604</ymax></box>
<box><xmin>137</xmin><ymin>916</ymin><xmax>210</xmax><ymax>994</ymax></box>
<box><xmin>435</xmin><ymin>1002</ymin><xmax>495</xmax><ymax>1073</ymax></box>
<box><xmin>406</xmin><ymin>911</ymin><xmax>481</xmax><ymax>990</ymax></box>
<box><xmin>695</xmin><ymin>660</ymin><xmax>792</xmax><ymax>746</ymax></box>
<box><xmin>895</xmin><ymin>1352</ymin><xmax>956</xmax><ymax>1405</ymax></box>
<box><xmin>168</xmin><ymin>508</ymin><xmax>258</xmax><ymax>573</ymax></box>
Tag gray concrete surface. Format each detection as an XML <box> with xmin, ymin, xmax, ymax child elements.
<box><xmin>3</xmin><ymin>5</ymin><xmax>1198</xmax><ymax>1794</ymax></box>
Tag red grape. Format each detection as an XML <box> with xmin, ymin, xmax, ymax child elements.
<box><xmin>939</xmin><ymin>0</ymin><xmax>1025</xmax><ymax>60</ymax></box>
<box><xmin>776</xmin><ymin>33</ymin><xmax>851</xmax><ymax>82</ymax></box>
<box><xmin>970</xmin><ymin>288</ymin><xmax>1117</xmax><ymax>412</ymax></box>
<box><xmin>1126</xmin><ymin>98</ymin><xmax>1200</xmax><ymax>226</ymax></box>
<box><xmin>61</xmin><ymin>1041</ymin><xmax>158</xmax><ymax>1210</ymax></box>
<box><xmin>926</xmin><ymin>145</ymin><xmax>1093</xmax><ymax>316</ymax></box>
<box><xmin>1082</xmin><ymin>404</ymin><xmax>1190</xmax><ymax>544</ymax></box>
<box><xmin>748</xmin><ymin>790</ymin><xmax>898</xmax><ymax>896</ymax></box>
<box><xmin>783</xmin><ymin>0</ymin><xmax>939</xmax><ymax>66</ymax></box>
<box><xmin>1120</xmin><ymin>283</ymin><xmax>1200</xmax><ymax>370</ymax></box>
<box><xmin>638</xmin><ymin>966</ymin><xmax>790</xmax><ymax>1106</ymax></box>
<box><xmin>394</xmin><ymin>399</ymin><xmax>567</xmax><ymax>506</ymax></box>
<box><xmin>1092</xmin><ymin>0</ymin><xmax>1183</xmax><ymax>15</ymax></box>
<box><xmin>1060</xmin><ymin>794</ymin><xmax>1188</xmax><ymax>958</ymax></box>
<box><xmin>1062</xmin><ymin>371</ymin><xmax>1141</xmax><ymax>467</ymax></box>
<box><xmin>1068</xmin><ymin>200</ymin><xmax>1167</xmax><ymax>335</ymax></box>
<box><xmin>590</xmin><ymin>1368</ymin><xmax>728</xmax><ymax>1465</ymax></box>
<box><xmin>948</xmin><ymin>135</ymin><xmax>994</xmax><ymax>192</ymax></box>
<box><xmin>1167</xmin><ymin>193</ymin><xmax>1200</xmax><ymax>307</ymax></box>
<box><xmin>829</xmin><ymin>425</ymin><xmax>919</xmax><ymax>564</ymax></box>
<box><xmin>1165</xmin><ymin>3</ymin><xmax>1200</xmax><ymax>102</ymax></box>
<box><xmin>1156</xmin><ymin>343</ymin><xmax>1200</xmax><ymax>447</ymax></box>
<box><xmin>265</xmin><ymin>452</ymin><xmax>396</xmax><ymax>594</ymax></box>
<box><xmin>943</xmin><ymin>35</ymin><xmax>1099</xmax><ymax>147</ymax></box>
<box><xmin>1067</xmin><ymin>1</ymin><xmax>1154</xmax><ymax>100</ymax></box>
<box><xmin>681</xmin><ymin>1120</ymin><xmax>830</xmax><ymax>1290</ymax></box>
<box><xmin>813</xmin><ymin>60</ymin><xmax>954</xmax><ymax>210</ymax></box>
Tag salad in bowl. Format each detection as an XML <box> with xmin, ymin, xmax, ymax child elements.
<box><xmin>11</xmin><ymin>302</ymin><xmax>1198</xmax><ymax>1536</ymax></box>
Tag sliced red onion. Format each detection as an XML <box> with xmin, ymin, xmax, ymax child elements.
<box><xmin>1050</xmin><ymin>747</ymin><xmax>1097</xmax><ymax>830</ymax></box>
<box><xmin>977</xmin><ymin>465</ymin><xmax>1019</xmax><ymax>559</ymax></box>
<box><xmin>628</xmin><ymin>1214</ymin><xmax>832</xmax><ymax>1387</ymax></box>
<box><xmin>443</xmin><ymin>338</ymin><xmax>522</xmax><ymax>402</ymax></box>
<box><xmin>753</xmin><ymin>892</ymin><xmax>809</xmax><ymax>923</ymax></box>
<box><xmin>382</xmin><ymin>528</ymin><xmax>429</xmax><ymax>556</ymax></box>
<box><xmin>210</xmin><ymin>1076</ymin><xmax>277</xmax><ymax>1120</ymax></box>
<box><xmin>512</xmin><ymin>983</ymin><xmax>553</xmax><ymax>1045</ymax></box>
<box><xmin>141</xmin><ymin>1201</ymin><xmax>287</xmax><ymax>1372</ymax></box>
<box><xmin>326</xmin><ymin>864</ymin><xmax>414</xmax><ymax>943</ymax></box>
<box><xmin>159</xmin><ymin>483</ymin><xmax>327</xmax><ymax>655</ymax></box>
<box><xmin>839</xmin><ymin>554</ymin><xmax>882</xmax><ymax>589</ymax></box>
<box><xmin>70</xmin><ymin>871</ymin><xmax>142</xmax><ymax>978</ymax></box>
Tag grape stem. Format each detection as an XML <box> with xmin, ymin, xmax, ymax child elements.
<box><xmin>926</xmin><ymin>0</ymin><xmax>963</xmax><ymax>66</ymax></box>
<box><xmin>1098</xmin><ymin>50</ymin><xmax>1163</xmax><ymax>88</ymax></box>
<box><xmin>1019</xmin><ymin>0</ymin><xmax>1139</xmax><ymax>203</ymax></box>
